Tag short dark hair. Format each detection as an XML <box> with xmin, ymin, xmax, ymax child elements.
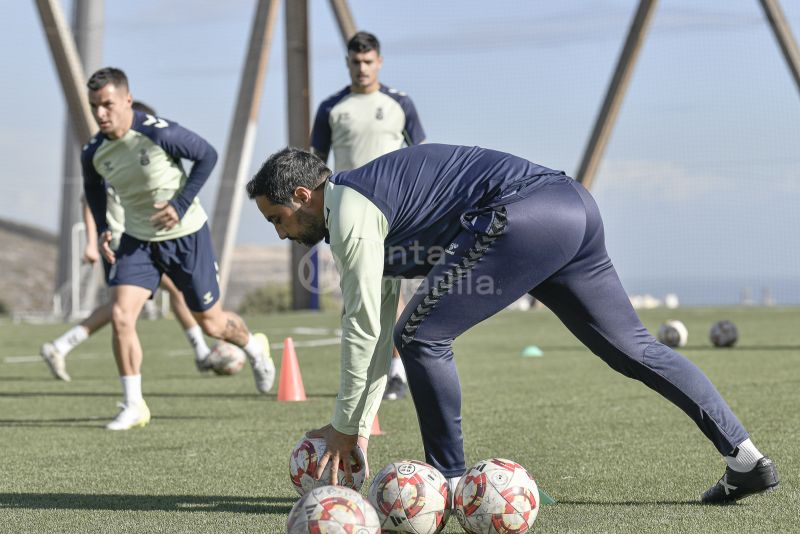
<box><xmin>246</xmin><ymin>147</ymin><xmax>331</xmax><ymax>205</ymax></box>
<box><xmin>131</xmin><ymin>101</ymin><xmax>156</xmax><ymax>115</ymax></box>
<box><xmin>87</xmin><ymin>67</ymin><xmax>129</xmax><ymax>91</ymax></box>
<box><xmin>347</xmin><ymin>31</ymin><xmax>380</xmax><ymax>55</ymax></box>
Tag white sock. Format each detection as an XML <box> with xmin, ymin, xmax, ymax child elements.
<box><xmin>447</xmin><ymin>476</ymin><xmax>461</xmax><ymax>506</ymax></box>
<box><xmin>185</xmin><ymin>325</ymin><xmax>210</xmax><ymax>360</ymax></box>
<box><xmin>725</xmin><ymin>438</ymin><xmax>764</xmax><ymax>473</ymax></box>
<box><xmin>120</xmin><ymin>375</ymin><xmax>143</xmax><ymax>405</ymax></box>
<box><xmin>242</xmin><ymin>333</ymin><xmax>262</xmax><ymax>362</ymax></box>
<box><xmin>389</xmin><ymin>357</ymin><xmax>407</xmax><ymax>382</ymax></box>
<box><xmin>53</xmin><ymin>325</ymin><xmax>89</xmax><ymax>356</ymax></box>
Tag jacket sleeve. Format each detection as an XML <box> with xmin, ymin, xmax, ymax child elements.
<box><xmin>151</xmin><ymin>118</ymin><xmax>218</xmax><ymax>218</ymax></box>
<box><xmin>81</xmin><ymin>140</ymin><xmax>108</xmax><ymax>235</ymax></box>
<box><xmin>326</xmin><ymin>183</ymin><xmax>398</xmax><ymax>436</ymax></box>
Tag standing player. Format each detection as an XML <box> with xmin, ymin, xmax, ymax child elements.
<box><xmin>310</xmin><ymin>31</ymin><xmax>426</xmax><ymax>401</ymax></box>
<box><xmin>82</xmin><ymin>68</ymin><xmax>275</xmax><ymax>430</ymax></box>
<box><xmin>41</xmin><ymin>102</ymin><xmax>213</xmax><ymax>382</ymax></box>
<box><xmin>247</xmin><ymin>145</ymin><xmax>779</xmax><ymax>504</ymax></box>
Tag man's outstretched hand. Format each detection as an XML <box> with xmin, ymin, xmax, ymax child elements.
<box><xmin>307</xmin><ymin>424</ymin><xmax>359</xmax><ymax>486</ymax></box>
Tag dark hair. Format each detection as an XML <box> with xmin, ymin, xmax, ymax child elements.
<box><xmin>347</xmin><ymin>31</ymin><xmax>380</xmax><ymax>55</ymax></box>
<box><xmin>131</xmin><ymin>101</ymin><xmax>156</xmax><ymax>115</ymax></box>
<box><xmin>87</xmin><ymin>67</ymin><xmax>129</xmax><ymax>91</ymax></box>
<box><xmin>246</xmin><ymin>147</ymin><xmax>331</xmax><ymax>205</ymax></box>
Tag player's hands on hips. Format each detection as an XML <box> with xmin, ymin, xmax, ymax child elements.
<box><xmin>307</xmin><ymin>424</ymin><xmax>359</xmax><ymax>486</ymax></box>
<box><xmin>98</xmin><ymin>231</ymin><xmax>115</xmax><ymax>264</ymax></box>
<box><xmin>150</xmin><ymin>201</ymin><xmax>180</xmax><ymax>231</ymax></box>
<box><xmin>83</xmin><ymin>240</ymin><xmax>100</xmax><ymax>264</ymax></box>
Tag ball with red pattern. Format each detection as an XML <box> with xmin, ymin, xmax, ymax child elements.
<box><xmin>287</xmin><ymin>485</ymin><xmax>380</xmax><ymax>534</ymax></box>
<box><xmin>207</xmin><ymin>341</ymin><xmax>246</xmax><ymax>376</ymax></box>
<box><xmin>289</xmin><ymin>436</ymin><xmax>367</xmax><ymax>495</ymax></box>
<box><xmin>454</xmin><ymin>458</ymin><xmax>539</xmax><ymax>534</ymax></box>
<box><xmin>367</xmin><ymin>459</ymin><xmax>450</xmax><ymax>533</ymax></box>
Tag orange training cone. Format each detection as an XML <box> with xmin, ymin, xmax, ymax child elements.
<box><xmin>277</xmin><ymin>337</ymin><xmax>306</xmax><ymax>401</ymax></box>
<box><xmin>370</xmin><ymin>414</ymin><xmax>384</xmax><ymax>436</ymax></box>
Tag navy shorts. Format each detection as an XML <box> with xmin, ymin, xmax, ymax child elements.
<box><xmin>101</xmin><ymin>257</ymin><xmax>113</xmax><ymax>284</ymax></box>
<box><xmin>108</xmin><ymin>223</ymin><xmax>220</xmax><ymax>312</ymax></box>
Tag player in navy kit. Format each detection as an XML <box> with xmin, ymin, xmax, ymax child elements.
<box><xmin>247</xmin><ymin>144</ymin><xmax>778</xmax><ymax>503</ymax></box>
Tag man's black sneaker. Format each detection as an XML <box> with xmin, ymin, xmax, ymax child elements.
<box><xmin>382</xmin><ymin>376</ymin><xmax>408</xmax><ymax>401</ymax></box>
<box><xmin>701</xmin><ymin>457</ymin><xmax>779</xmax><ymax>504</ymax></box>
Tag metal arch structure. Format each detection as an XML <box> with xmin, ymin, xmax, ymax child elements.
<box><xmin>36</xmin><ymin>0</ymin><xmax>358</xmax><ymax>311</ymax></box>
<box><xmin>575</xmin><ymin>0</ymin><xmax>800</xmax><ymax>190</ymax></box>
<box><xmin>38</xmin><ymin>0</ymin><xmax>800</xmax><ymax>310</ymax></box>
<box><xmin>210</xmin><ymin>0</ymin><xmax>357</xmax><ymax>307</ymax></box>
<box><xmin>35</xmin><ymin>0</ymin><xmax>102</xmax><ymax>317</ymax></box>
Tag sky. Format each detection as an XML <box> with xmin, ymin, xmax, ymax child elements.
<box><xmin>1</xmin><ymin>0</ymin><xmax>799</xmax><ymax>304</ymax></box>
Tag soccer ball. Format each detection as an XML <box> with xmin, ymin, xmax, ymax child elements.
<box><xmin>290</xmin><ymin>436</ymin><xmax>367</xmax><ymax>495</ymax></box>
<box><xmin>454</xmin><ymin>458</ymin><xmax>539</xmax><ymax>534</ymax></box>
<box><xmin>287</xmin><ymin>485</ymin><xmax>380</xmax><ymax>534</ymax></box>
<box><xmin>657</xmin><ymin>319</ymin><xmax>688</xmax><ymax>348</ymax></box>
<box><xmin>710</xmin><ymin>320</ymin><xmax>738</xmax><ymax>348</ymax></box>
<box><xmin>207</xmin><ymin>341</ymin><xmax>246</xmax><ymax>375</ymax></box>
<box><xmin>368</xmin><ymin>459</ymin><xmax>450</xmax><ymax>533</ymax></box>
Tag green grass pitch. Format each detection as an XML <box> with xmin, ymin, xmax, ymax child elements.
<box><xmin>1</xmin><ymin>307</ymin><xmax>797</xmax><ymax>532</ymax></box>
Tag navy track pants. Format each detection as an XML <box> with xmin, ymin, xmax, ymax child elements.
<box><xmin>393</xmin><ymin>177</ymin><xmax>749</xmax><ymax>477</ymax></box>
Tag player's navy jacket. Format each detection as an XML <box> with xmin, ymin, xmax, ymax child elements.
<box><xmin>328</xmin><ymin>143</ymin><xmax>566</xmax><ymax>277</ymax></box>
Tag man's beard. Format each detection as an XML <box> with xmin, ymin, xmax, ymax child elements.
<box><xmin>294</xmin><ymin>208</ymin><xmax>326</xmax><ymax>247</ymax></box>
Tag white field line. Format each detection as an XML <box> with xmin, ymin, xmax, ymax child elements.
<box><xmin>290</xmin><ymin>327</ymin><xmax>342</xmax><ymax>336</ymax></box>
<box><xmin>5</xmin><ymin>352</ymin><xmax>105</xmax><ymax>364</ymax></box>
<box><xmin>4</xmin><ymin>337</ymin><xmax>341</xmax><ymax>364</ymax></box>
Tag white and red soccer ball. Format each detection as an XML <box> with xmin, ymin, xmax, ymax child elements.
<box><xmin>286</xmin><ymin>485</ymin><xmax>380</xmax><ymax>534</ymax></box>
<box><xmin>368</xmin><ymin>459</ymin><xmax>450</xmax><ymax>533</ymax></box>
<box><xmin>290</xmin><ymin>436</ymin><xmax>367</xmax><ymax>495</ymax></box>
<box><xmin>454</xmin><ymin>458</ymin><xmax>539</xmax><ymax>534</ymax></box>
<box><xmin>207</xmin><ymin>341</ymin><xmax>246</xmax><ymax>375</ymax></box>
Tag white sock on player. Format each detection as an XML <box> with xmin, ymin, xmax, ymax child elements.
<box><xmin>120</xmin><ymin>374</ymin><xmax>143</xmax><ymax>405</ymax></box>
<box><xmin>242</xmin><ymin>333</ymin><xmax>263</xmax><ymax>362</ymax></box>
<box><xmin>389</xmin><ymin>356</ymin><xmax>407</xmax><ymax>382</ymax></box>
<box><xmin>53</xmin><ymin>325</ymin><xmax>89</xmax><ymax>356</ymax></box>
<box><xmin>725</xmin><ymin>438</ymin><xmax>764</xmax><ymax>473</ymax></box>
<box><xmin>184</xmin><ymin>325</ymin><xmax>210</xmax><ymax>360</ymax></box>
<box><xmin>447</xmin><ymin>476</ymin><xmax>461</xmax><ymax>507</ymax></box>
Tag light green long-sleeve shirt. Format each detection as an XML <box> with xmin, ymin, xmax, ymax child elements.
<box><xmin>324</xmin><ymin>180</ymin><xmax>400</xmax><ymax>438</ymax></box>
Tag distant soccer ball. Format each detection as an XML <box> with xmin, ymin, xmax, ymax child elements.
<box><xmin>710</xmin><ymin>320</ymin><xmax>738</xmax><ymax>348</ymax></box>
<box><xmin>207</xmin><ymin>341</ymin><xmax>247</xmax><ymax>375</ymax></box>
<box><xmin>368</xmin><ymin>460</ymin><xmax>450</xmax><ymax>533</ymax></box>
<box><xmin>454</xmin><ymin>458</ymin><xmax>539</xmax><ymax>534</ymax></box>
<box><xmin>657</xmin><ymin>320</ymin><xmax>688</xmax><ymax>348</ymax></box>
<box><xmin>287</xmin><ymin>485</ymin><xmax>380</xmax><ymax>534</ymax></box>
<box><xmin>290</xmin><ymin>436</ymin><xmax>367</xmax><ymax>495</ymax></box>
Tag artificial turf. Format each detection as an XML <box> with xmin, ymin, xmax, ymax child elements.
<box><xmin>0</xmin><ymin>307</ymin><xmax>797</xmax><ymax>532</ymax></box>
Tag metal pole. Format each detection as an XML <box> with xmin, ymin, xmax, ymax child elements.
<box><xmin>328</xmin><ymin>0</ymin><xmax>357</xmax><ymax>44</ymax></box>
<box><xmin>285</xmin><ymin>0</ymin><xmax>314</xmax><ymax>310</ymax></box>
<box><xmin>34</xmin><ymin>0</ymin><xmax>96</xmax><ymax>143</ymax></box>
<box><xmin>70</xmin><ymin>222</ymin><xmax>86</xmax><ymax>319</ymax></box>
<box><xmin>37</xmin><ymin>0</ymin><xmax>103</xmax><ymax>314</ymax></box>
<box><xmin>575</xmin><ymin>0</ymin><xmax>658</xmax><ymax>190</ymax></box>
<box><xmin>759</xmin><ymin>0</ymin><xmax>800</xmax><ymax>95</ymax></box>
<box><xmin>212</xmin><ymin>0</ymin><xmax>280</xmax><ymax>302</ymax></box>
